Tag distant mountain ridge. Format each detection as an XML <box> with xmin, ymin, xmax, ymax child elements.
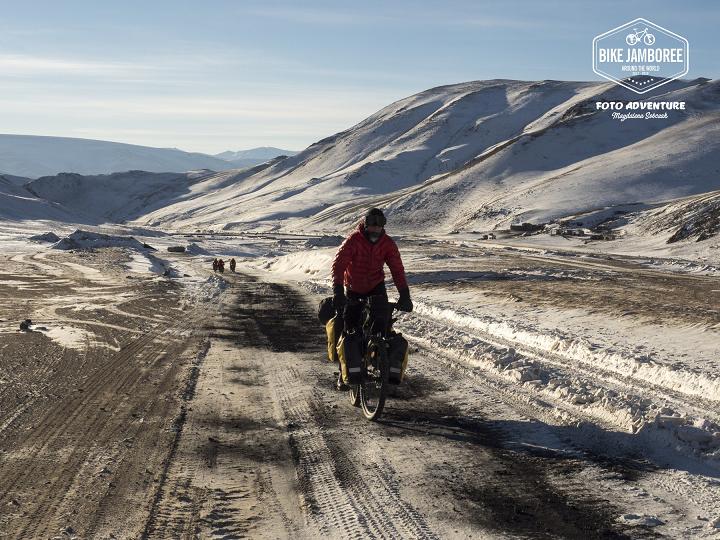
<box><xmin>0</xmin><ymin>134</ymin><xmax>239</xmax><ymax>178</ymax></box>
<box><xmin>214</xmin><ymin>147</ymin><xmax>298</xmax><ymax>169</ymax></box>
<box><xmin>215</xmin><ymin>147</ymin><xmax>298</xmax><ymax>161</ymax></box>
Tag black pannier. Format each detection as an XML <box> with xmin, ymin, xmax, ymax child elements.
<box><xmin>337</xmin><ymin>331</ymin><xmax>363</xmax><ymax>384</ymax></box>
<box><xmin>387</xmin><ymin>333</ymin><xmax>409</xmax><ymax>384</ymax></box>
<box><xmin>318</xmin><ymin>296</ymin><xmax>335</xmax><ymax>325</ymax></box>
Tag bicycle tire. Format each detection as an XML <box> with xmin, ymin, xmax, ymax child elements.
<box><xmin>360</xmin><ymin>345</ymin><xmax>389</xmax><ymax>421</ymax></box>
<box><xmin>348</xmin><ymin>384</ymin><xmax>361</xmax><ymax>407</ymax></box>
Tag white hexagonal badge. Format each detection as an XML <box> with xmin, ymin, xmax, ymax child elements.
<box><xmin>593</xmin><ymin>18</ymin><xmax>689</xmax><ymax>94</ymax></box>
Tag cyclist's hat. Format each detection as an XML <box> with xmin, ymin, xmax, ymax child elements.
<box><xmin>365</xmin><ymin>208</ymin><xmax>386</xmax><ymax>227</ymax></box>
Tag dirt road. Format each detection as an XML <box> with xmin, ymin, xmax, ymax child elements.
<box><xmin>149</xmin><ymin>271</ymin><xmax>653</xmax><ymax>539</ymax></box>
<box><xmin>0</xmin><ymin>251</ymin><xmax>713</xmax><ymax>538</ymax></box>
<box><xmin>0</xmin><ymin>249</ymin><xmax>219</xmax><ymax>538</ymax></box>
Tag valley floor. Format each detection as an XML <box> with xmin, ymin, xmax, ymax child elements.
<box><xmin>0</xmin><ymin>229</ymin><xmax>718</xmax><ymax>538</ymax></box>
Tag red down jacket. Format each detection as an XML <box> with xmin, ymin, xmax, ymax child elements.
<box><xmin>331</xmin><ymin>223</ymin><xmax>408</xmax><ymax>294</ymax></box>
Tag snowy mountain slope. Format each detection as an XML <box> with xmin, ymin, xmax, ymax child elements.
<box><xmin>138</xmin><ymin>80</ymin><xmax>608</xmax><ymax>228</ymax></box>
<box><xmin>23</xmin><ymin>170</ymin><xmax>219</xmax><ymax>224</ymax></box>
<box><xmin>378</xmin><ymin>79</ymin><xmax>720</xmax><ymax>233</ymax></box>
<box><xmin>0</xmin><ymin>174</ymin><xmax>79</xmax><ymax>222</ymax></box>
<box><xmin>135</xmin><ymin>78</ymin><xmax>719</xmax><ymax>239</ymax></box>
<box><xmin>1</xmin><ymin>169</ymin><xmax>226</xmax><ymax>224</ymax></box>
<box><xmin>0</xmin><ymin>159</ymin><xmax>282</xmax><ymax>225</ymax></box>
<box><xmin>0</xmin><ymin>173</ymin><xmax>30</xmax><ymax>187</ymax></box>
<box><xmin>631</xmin><ymin>189</ymin><xmax>720</xmax><ymax>243</ymax></box>
<box><xmin>123</xmin><ymin>159</ymin><xmax>284</xmax><ymax>227</ymax></box>
<box><xmin>0</xmin><ymin>135</ymin><xmax>236</xmax><ymax>178</ymax></box>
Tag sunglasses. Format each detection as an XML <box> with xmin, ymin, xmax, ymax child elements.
<box><xmin>366</xmin><ymin>214</ymin><xmax>386</xmax><ymax>227</ymax></box>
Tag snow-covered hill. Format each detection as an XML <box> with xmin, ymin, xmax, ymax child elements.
<box><xmin>0</xmin><ymin>161</ymin><xmax>286</xmax><ymax>225</ymax></box>
<box><xmin>631</xmin><ymin>190</ymin><xmax>720</xmax><ymax>244</ymax></box>
<box><xmin>0</xmin><ymin>169</ymin><xmax>215</xmax><ymax>224</ymax></box>
<box><xmin>0</xmin><ymin>173</ymin><xmax>28</xmax><ymax>187</ymax></box>
<box><xmin>0</xmin><ymin>135</ymin><xmax>237</xmax><ymax>178</ymax></box>
<box><xmin>135</xmin><ymin>79</ymin><xmax>719</xmax><ymax>244</ymax></box>
<box><xmin>0</xmin><ymin>173</ymin><xmax>78</xmax><ymax>222</ymax></box>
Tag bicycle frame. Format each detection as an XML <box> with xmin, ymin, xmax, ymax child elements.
<box><xmin>359</xmin><ymin>295</ymin><xmax>397</xmax><ymax>339</ymax></box>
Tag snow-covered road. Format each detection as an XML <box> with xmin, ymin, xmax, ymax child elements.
<box><xmin>248</xmin><ymin>234</ymin><xmax>720</xmax><ymax>537</ymax></box>
<box><xmin>1</xmin><ymin>227</ymin><xmax>719</xmax><ymax>537</ymax></box>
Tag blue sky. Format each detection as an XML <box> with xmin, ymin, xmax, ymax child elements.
<box><xmin>0</xmin><ymin>0</ymin><xmax>716</xmax><ymax>154</ymax></box>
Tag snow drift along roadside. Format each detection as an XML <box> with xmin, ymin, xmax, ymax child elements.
<box><xmin>247</xmin><ymin>246</ymin><xmax>720</xmax><ymax>466</ymax></box>
<box><xmin>415</xmin><ymin>302</ymin><xmax>720</xmax><ymax>402</ymax></box>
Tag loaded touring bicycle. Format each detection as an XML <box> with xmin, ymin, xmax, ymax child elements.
<box><xmin>319</xmin><ymin>294</ymin><xmax>409</xmax><ymax>421</ymax></box>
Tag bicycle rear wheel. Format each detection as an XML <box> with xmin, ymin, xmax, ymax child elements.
<box><xmin>360</xmin><ymin>346</ymin><xmax>389</xmax><ymax>421</ymax></box>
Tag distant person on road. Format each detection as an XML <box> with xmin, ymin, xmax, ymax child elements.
<box><xmin>332</xmin><ymin>207</ymin><xmax>413</xmax><ymax>333</ymax></box>
<box><xmin>212</xmin><ymin>258</ymin><xmax>218</xmax><ymax>272</ymax></box>
<box><xmin>218</xmin><ymin>259</ymin><xmax>225</xmax><ymax>273</ymax></box>
<box><xmin>230</xmin><ymin>258</ymin><xmax>236</xmax><ymax>272</ymax></box>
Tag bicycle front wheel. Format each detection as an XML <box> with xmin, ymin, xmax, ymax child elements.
<box><xmin>360</xmin><ymin>346</ymin><xmax>389</xmax><ymax>421</ymax></box>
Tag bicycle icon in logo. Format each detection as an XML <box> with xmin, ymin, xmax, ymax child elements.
<box><xmin>626</xmin><ymin>27</ymin><xmax>656</xmax><ymax>46</ymax></box>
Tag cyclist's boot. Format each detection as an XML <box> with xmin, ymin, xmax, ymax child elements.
<box><xmin>335</xmin><ymin>371</ymin><xmax>349</xmax><ymax>391</ymax></box>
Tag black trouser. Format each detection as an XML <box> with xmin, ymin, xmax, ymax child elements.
<box><xmin>343</xmin><ymin>282</ymin><xmax>388</xmax><ymax>335</ymax></box>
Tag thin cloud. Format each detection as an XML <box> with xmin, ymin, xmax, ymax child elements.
<box><xmin>449</xmin><ymin>16</ymin><xmax>546</xmax><ymax>29</ymax></box>
<box><xmin>244</xmin><ymin>5</ymin><xmax>394</xmax><ymax>25</ymax></box>
<box><xmin>0</xmin><ymin>54</ymin><xmax>159</xmax><ymax>78</ymax></box>
<box><xmin>246</xmin><ymin>4</ymin><xmax>542</xmax><ymax>29</ymax></box>
<box><xmin>0</xmin><ymin>51</ymin><xmax>280</xmax><ymax>81</ymax></box>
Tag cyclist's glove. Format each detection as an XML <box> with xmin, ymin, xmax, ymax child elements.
<box><xmin>333</xmin><ymin>283</ymin><xmax>346</xmax><ymax>312</ymax></box>
<box><xmin>397</xmin><ymin>287</ymin><xmax>413</xmax><ymax>312</ymax></box>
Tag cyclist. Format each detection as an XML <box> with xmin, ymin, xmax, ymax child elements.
<box><xmin>330</xmin><ymin>208</ymin><xmax>413</xmax><ymax>386</ymax></box>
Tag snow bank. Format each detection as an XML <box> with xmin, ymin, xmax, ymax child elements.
<box><xmin>253</xmin><ymin>248</ymin><xmax>335</xmax><ymax>282</ymax></box>
<box><xmin>179</xmin><ymin>274</ymin><xmax>227</xmax><ymax>311</ymax></box>
<box><xmin>52</xmin><ymin>229</ymin><xmax>147</xmax><ymax>251</ymax></box>
<box><xmin>125</xmin><ymin>252</ymin><xmax>172</xmax><ymax>275</ymax></box>
<box><xmin>414</xmin><ymin>302</ymin><xmax>720</xmax><ymax>401</ymax></box>
<box><xmin>186</xmin><ymin>242</ymin><xmax>211</xmax><ymax>255</ymax></box>
<box><xmin>304</xmin><ymin>235</ymin><xmax>344</xmax><ymax>248</ymax></box>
